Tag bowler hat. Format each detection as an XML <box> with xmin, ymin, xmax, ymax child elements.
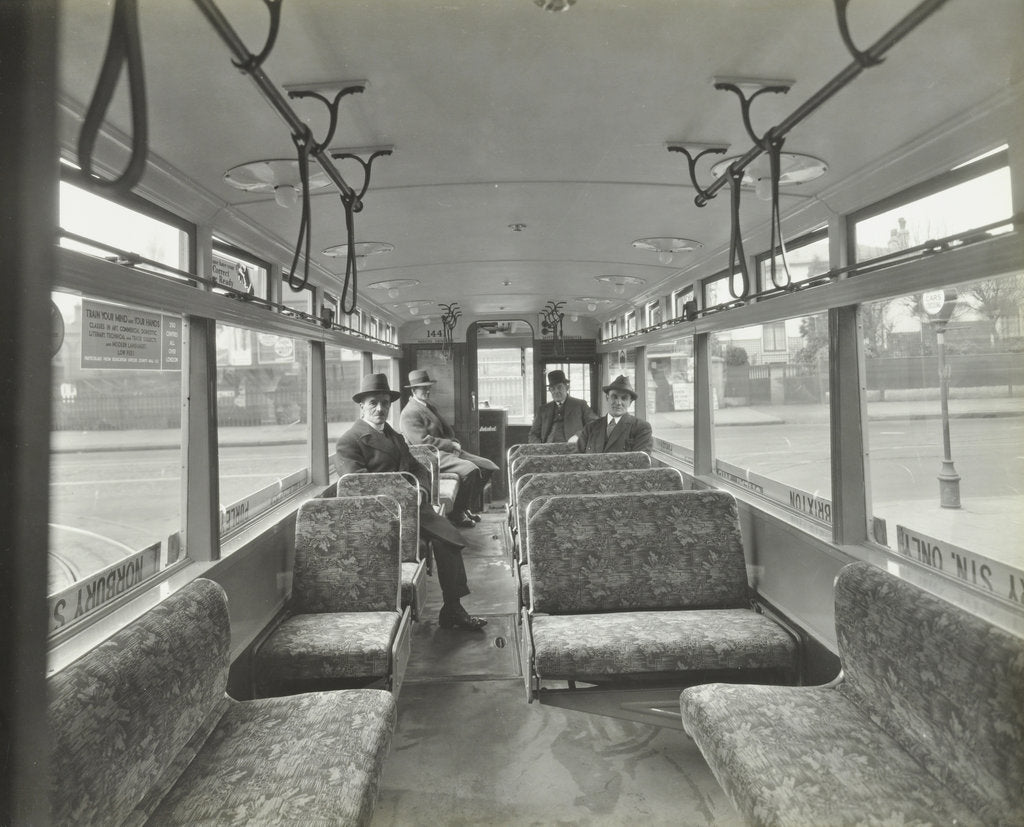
<box><xmin>602</xmin><ymin>374</ymin><xmax>637</xmax><ymax>400</ymax></box>
<box><xmin>546</xmin><ymin>369</ymin><xmax>570</xmax><ymax>387</ymax></box>
<box><xmin>353</xmin><ymin>373</ymin><xmax>401</xmax><ymax>403</ymax></box>
<box><xmin>406</xmin><ymin>369</ymin><xmax>438</xmax><ymax>388</ymax></box>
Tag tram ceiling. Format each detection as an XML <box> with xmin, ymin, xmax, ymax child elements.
<box><xmin>58</xmin><ymin>0</ymin><xmax>1022</xmax><ymax>321</ymax></box>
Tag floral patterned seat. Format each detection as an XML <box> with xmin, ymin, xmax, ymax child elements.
<box><xmin>679</xmin><ymin>560</ymin><xmax>1024</xmax><ymax>826</ymax></box>
<box><xmin>337</xmin><ymin>472</ymin><xmax>427</xmax><ymax>620</ymax></box>
<box><xmin>408</xmin><ymin>443</ymin><xmax>458</xmax><ymax>516</ymax></box>
<box><xmin>521</xmin><ymin>490</ymin><xmax>797</xmax><ymax>698</ymax></box>
<box><xmin>515</xmin><ymin>468</ymin><xmax>686</xmax><ymax>609</ymax></box>
<box><xmin>49</xmin><ymin>578</ymin><xmax>397</xmax><ymax>826</ymax></box>
<box><xmin>254</xmin><ymin>495</ymin><xmax>411</xmax><ymax>698</ymax></box>
<box><xmin>505</xmin><ymin>442</ymin><xmax>575</xmax><ymax>514</ymax></box>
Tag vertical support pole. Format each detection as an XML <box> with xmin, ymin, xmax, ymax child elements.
<box><xmin>634</xmin><ymin>345</ymin><xmax>648</xmax><ymax>420</ymax></box>
<box><xmin>829</xmin><ymin>305</ymin><xmax>870</xmax><ymax>544</ymax></box>
<box><xmin>693</xmin><ymin>332</ymin><xmax>715</xmax><ymax>478</ymax></box>
<box><xmin>184</xmin><ymin>316</ymin><xmax>221</xmax><ymax>560</ymax></box>
<box><xmin>0</xmin><ymin>2</ymin><xmax>55</xmax><ymax>821</ymax></box>
<box><xmin>309</xmin><ymin>339</ymin><xmax>329</xmax><ymax>485</ymax></box>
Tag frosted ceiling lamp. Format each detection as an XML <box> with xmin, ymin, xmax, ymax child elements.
<box><xmin>322</xmin><ymin>241</ymin><xmax>395</xmax><ymax>258</ymax></box>
<box><xmin>632</xmin><ymin>237</ymin><xmax>703</xmax><ymax>265</ymax></box>
<box><xmin>223</xmin><ymin>159</ymin><xmax>331</xmax><ymax>207</ymax></box>
<box><xmin>710</xmin><ymin>152</ymin><xmax>827</xmax><ymax>200</ymax></box>
<box><xmin>367</xmin><ymin>278</ymin><xmax>420</xmax><ymax>300</ymax></box>
<box><xmin>595</xmin><ymin>275</ymin><xmax>645</xmax><ymax>296</ymax></box>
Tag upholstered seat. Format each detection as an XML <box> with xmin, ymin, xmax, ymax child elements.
<box><xmin>337</xmin><ymin>472</ymin><xmax>427</xmax><ymax>620</ymax></box>
<box><xmin>254</xmin><ymin>495</ymin><xmax>410</xmax><ymax>697</ymax></box>
<box><xmin>680</xmin><ymin>561</ymin><xmax>1024</xmax><ymax>826</ymax></box>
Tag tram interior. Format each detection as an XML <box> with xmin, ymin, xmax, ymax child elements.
<box><xmin>3</xmin><ymin>0</ymin><xmax>1023</xmax><ymax>823</ymax></box>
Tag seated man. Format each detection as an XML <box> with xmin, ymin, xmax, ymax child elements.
<box><xmin>336</xmin><ymin>373</ymin><xmax>487</xmax><ymax>631</ymax></box>
<box><xmin>528</xmin><ymin>369</ymin><xmax>598</xmax><ymax>446</ymax></box>
<box><xmin>576</xmin><ymin>374</ymin><xmax>653</xmax><ymax>454</ymax></box>
<box><xmin>399</xmin><ymin>369</ymin><xmax>498</xmax><ymax>528</ymax></box>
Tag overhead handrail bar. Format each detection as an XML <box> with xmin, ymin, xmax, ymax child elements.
<box><xmin>693</xmin><ymin>0</ymin><xmax>950</xmax><ymax>207</ymax></box>
<box><xmin>190</xmin><ymin>0</ymin><xmax>362</xmax><ymax>212</ymax></box>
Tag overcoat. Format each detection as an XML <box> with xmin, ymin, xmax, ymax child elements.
<box><xmin>528</xmin><ymin>395</ymin><xmax>598</xmax><ymax>444</ymax></box>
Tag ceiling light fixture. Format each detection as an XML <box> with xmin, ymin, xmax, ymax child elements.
<box><xmin>576</xmin><ymin>296</ymin><xmax>610</xmax><ymax>313</ymax></box>
<box><xmin>534</xmin><ymin>0</ymin><xmax>575</xmax><ymax>10</ymax></box>
<box><xmin>367</xmin><ymin>278</ymin><xmax>420</xmax><ymax>299</ymax></box>
<box><xmin>595</xmin><ymin>275</ymin><xmax>645</xmax><ymax>296</ymax></box>
<box><xmin>710</xmin><ymin>153</ymin><xmax>827</xmax><ymax>201</ymax></box>
<box><xmin>632</xmin><ymin>237</ymin><xmax>703</xmax><ymax>265</ymax></box>
<box><xmin>322</xmin><ymin>241</ymin><xmax>395</xmax><ymax>258</ymax></box>
<box><xmin>223</xmin><ymin>159</ymin><xmax>331</xmax><ymax>208</ymax></box>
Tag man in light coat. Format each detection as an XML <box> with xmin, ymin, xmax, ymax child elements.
<box><xmin>528</xmin><ymin>369</ymin><xmax>598</xmax><ymax>445</ymax></box>
<box><xmin>399</xmin><ymin>369</ymin><xmax>499</xmax><ymax>527</ymax></box>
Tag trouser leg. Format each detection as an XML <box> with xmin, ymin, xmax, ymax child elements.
<box><xmin>430</xmin><ymin>539</ymin><xmax>470</xmax><ymax>603</ymax></box>
<box><xmin>439</xmin><ymin>454</ymin><xmax>482</xmax><ymax>514</ymax></box>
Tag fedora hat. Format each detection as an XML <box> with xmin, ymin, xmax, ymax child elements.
<box><xmin>352</xmin><ymin>373</ymin><xmax>401</xmax><ymax>403</ymax></box>
<box><xmin>546</xmin><ymin>369</ymin><xmax>570</xmax><ymax>387</ymax></box>
<box><xmin>405</xmin><ymin>369</ymin><xmax>437</xmax><ymax>388</ymax></box>
<box><xmin>602</xmin><ymin>374</ymin><xmax>637</xmax><ymax>400</ymax></box>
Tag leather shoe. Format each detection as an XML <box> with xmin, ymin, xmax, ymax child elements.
<box><xmin>448</xmin><ymin>514</ymin><xmax>474</xmax><ymax>528</ymax></box>
<box><xmin>464</xmin><ymin>510</ymin><xmax>482</xmax><ymax>523</ymax></box>
<box><xmin>438</xmin><ymin>609</ymin><xmax>487</xmax><ymax>631</ymax></box>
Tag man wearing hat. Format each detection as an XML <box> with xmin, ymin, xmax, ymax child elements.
<box><xmin>575</xmin><ymin>374</ymin><xmax>653</xmax><ymax>454</ymax></box>
<box><xmin>336</xmin><ymin>374</ymin><xmax>487</xmax><ymax>631</ymax></box>
<box><xmin>528</xmin><ymin>368</ymin><xmax>598</xmax><ymax>445</ymax></box>
<box><xmin>399</xmin><ymin>369</ymin><xmax>499</xmax><ymax>528</ymax></box>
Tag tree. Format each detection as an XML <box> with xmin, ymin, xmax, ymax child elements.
<box><xmin>794</xmin><ymin>314</ymin><xmax>829</xmax><ymax>363</ymax></box>
<box><xmin>959</xmin><ymin>274</ymin><xmax>1024</xmax><ymax>346</ymax></box>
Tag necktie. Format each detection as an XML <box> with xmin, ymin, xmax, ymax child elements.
<box><xmin>606</xmin><ymin>417</ymin><xmax>617</xmax><ymax>437</ymax></box>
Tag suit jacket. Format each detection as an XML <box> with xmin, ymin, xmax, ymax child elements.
<box><xmin>576</xmin><ymin>413</ymin><xmax>653</xmax><ymax>454</ymax></box>
<box><xmin>334</xmin><ymin>419</ymin><xmax>465</xmax><ymax>548</ymax></box>
<box><xmin>528</xmin><ymin>395</ymin><xmax>598</xmax><ymax>443</ymax></box>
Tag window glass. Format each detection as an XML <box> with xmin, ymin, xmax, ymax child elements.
<box><xmin>478</xmin><ymin>347</ymin><xmax>534</xmax><ymax>423</ymax></box>
<box><xmin>646</xmin><ymin>300</ymin><xmax>663</xmax><ymax>327</ymax></box>
<box><xmin>712</xmin><ymin>312</ymin><xmax>832</xmax><ymax>525</ymax></box>
<box><xmin>281</xmin><ymin>278</ymin><xmax>314</xmax><ymax>318</ymax></box>
<box><xmin>864</xmin><ymin>273</ymin><xmax>1024</xmax><ymax>586</ymax></box>
<box><xmin>854</xmin><ymin>166</ymin><xmax>1011</xmax><ymax>263</ymax></box>
<box><xmin>646</xmin><ymin>337</ymin><xmax>694</xmax><ymax>458</ymax></box>
<box><xmin>59</xmin><ymin>179</ymin><xmax>186</xmax><ymax>269</ymax></box>
<box><xmin>672</xmin><ymin>288</ymin><xmax>694</xmax><ymax>319</ymax></box>
<box><xmin>543</xmin><ymin>362</ymin><xmax>592</xmax><ymax>410</ymax></box>
<box><xmin>49</xmin><ymin>292</ymin><xmax>185</xmax><ymax>621</ymax></box>
<box><xmin>625</xmin><ymin>311</ymin><xmax>637</xmax><ymax>334</ymax></box>
<box><xmin>704</xmin><ymin>272</ymin><xmax>744</xmax><ymax>308</ymax></box>
<box><xmin>216</xmin><ymin>324</ymin><xmax>309</xmax><ymax>537</ymax></box>
<box><xmin>212</xmin><ymin>245</ymin><xmax>266</xmax><ymax>298</ymax></box>
<box><xmin>758</xmin><ymin>232</ymin><xmax>830</xmax><ymax>289</ymax></box>
<box><xmin>326</xmin><ymin>346</ymin><xmax>365</xmax><ymax>441</ymax></box>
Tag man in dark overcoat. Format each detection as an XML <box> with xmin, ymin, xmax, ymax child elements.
<box><xmin>576</xmin><ymin>374</ymin><xmax>654</xmax><ymax>454</ymax></box>
<box><xmin>528</xmin><ymin>369</ymin><xmax>598</xmax><ymax>446</ymax></box>
<box><xmin>335</xmin><ymin>373</ymin><xmax>487</xmax><ymax>631</ymax></box>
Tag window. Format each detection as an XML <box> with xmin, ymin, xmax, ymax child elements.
<box><xmin>212</xmin><ymin>243</ymin><xmax>267</xmax><ymax>298</ymax></box>
<box><xmin>625</xmin><ymin>311</ymin><xmax>637</xmax><ymax>334</ymax></box>
<box><xmin>712</xmin><ymin>312</ymin><xmax>832</xmax><ymax>526</ymax></box>
<box><xmin>853</xmin><ymin>154</ymin><xmax>1011</xmax><ymax>265</ymax></box>
<box><xmin>478</xmin><ymin>347</ymin><xmax>534</xmax><ymax>422</ymax></box>
<box><xmin>326</xmin><ymin>346</ymin><xmax>366</xmax><ymax>435</ymax></box>
<box><xmin>216</xmin><ymin>324</ymin><xmax>309</xmax><ymax>538</ymax></box>
<box><xmin>51</xmin><ymin>183</ymin><xmax>190</xmax><ymax>631</ymax></box>
<box><xmin>757</xmin><ymin>230</ymin><xmax>830</xmax><ymax>290</ymax></box>
<box><xmin>543</xmin><ymin>361</ymin><xmax>592</xmax><ymax>410</ymax></box>
<box><xmin>645</xmin><ymin>300</ymin><xmax>663</xmax><ymax>327</ymax></box>
<box><xmin>49</xmin><ymin>292</ymin><xmax>185</xmax><ymax>612</ymax></box>
<box><xmin>645</xmin><ymin>338</ymin><xmax>694</xmax><ymax>458</ymax></box>
<box><xmin>863</xmin><ymin>273</ymin><xmax>1024</xmax><ymax>580</ymax></box>
<box><xmin>672</xmin><ymin>288</ymin><xmax>694</xmax><ymax>319</ymax></box>
<box><xmin>703</xmin><ymin>272</ymin><xmax>744</xmax><ymax>308</ymax></box>
<box><xmin>762</xmin><ymin>321</ymin><xmax>788</xmax><ymax>356</ymax></box>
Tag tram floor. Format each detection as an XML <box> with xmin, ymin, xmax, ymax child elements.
<box><xmin>373</xmin><ymin>503</ymin><xmax>742</xmax><ymax>826</ymax></box>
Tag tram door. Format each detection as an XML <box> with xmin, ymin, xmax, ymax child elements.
<box><xmin>466</xmin><ymin>320</ymin><xmax>536</xmax><ymax>499</ymax></box>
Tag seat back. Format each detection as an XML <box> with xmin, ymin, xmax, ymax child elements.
<box><xmin>337</xmin><ymin>472</ymin><xmax>420</xmax><ymax>563</ymax></box>
<box><xmin>510</xmin><ymin>450</ymin><xmax>650</xmax><ymax>501</ymax></box>
<box><xmin>527</xmin><ymin>490</ymin><xmax>749</xmax><ymax>614</ymax></box>
<box><xmin>293</xmin><ymin>495</ymin><xmax>402</xmax><ymax>614</ymax></box>
<box><xmin>408</xmin><ymin>443</ymin><xmax>440</xmax><ymax>508</ymax></box>
<box><xmin>49</xmin><ymin>579</ymin><xmax>230</xmax><ymax>826</ymax></box>
<box><xmin>834</xmin><ymin>561</ymin><xmax>1024</xmax><ymax>822</ymax></box>
<box><xmin>506</xmin><ymin>442</ymin><xmax>576</xmax><ymax>502</ymax></box>
<box><xmin>517</xmin><ymin>467</ymin><xmax>685</xmax><ymax>561</ymax></box>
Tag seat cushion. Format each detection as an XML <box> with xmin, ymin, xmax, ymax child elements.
<box><xmin>518</xmin><ymin>563</ymin><xmax>531</xmax><ymax>608</ymax></box>
<box><xmin>149</xmin><ymin>689</ymin><xmax>396</xmax><ymax>826</ymax></box>
<box><xmin>256</xmin><ymin>612</ymin><xmax>399</xmax><ymax>682</ymax></box>
<box><xmin>530</xmin><ymin>608</ymin><xmax>795</xmax><ymax>679</ymax></box>
<box><xmin>680</xmin><ymin>682</ymin><xmax>982</xmax><ymax>827</ymax></box>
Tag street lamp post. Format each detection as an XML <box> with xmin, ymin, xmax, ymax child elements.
<box><xmin>923</xmin><ymin>289</ymin><xmax>961</xmax><ymax>508</ymax></box>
